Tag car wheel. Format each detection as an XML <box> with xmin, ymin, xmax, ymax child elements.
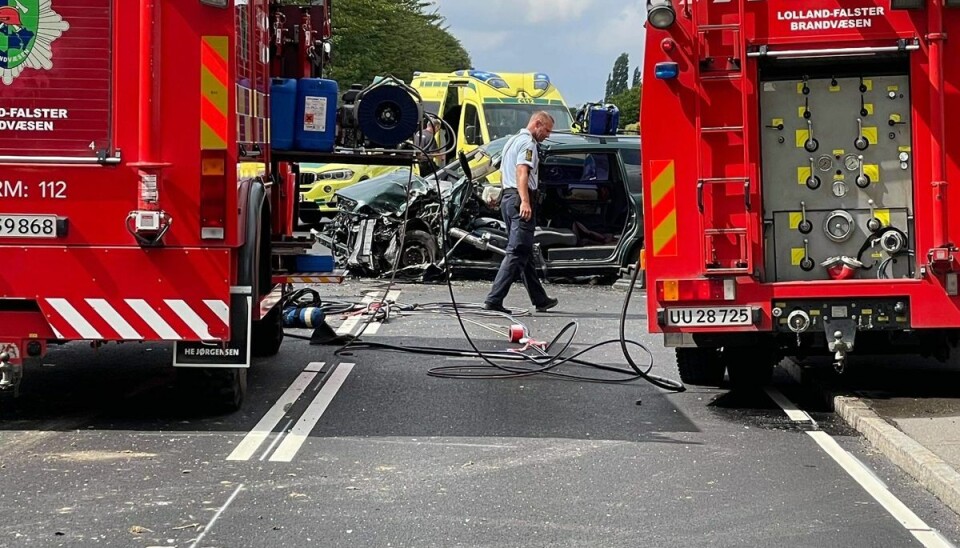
<box><xmin>400</xmin><ymin>230</ymin><xmax>438</xmax><ymax>269</ymax></box>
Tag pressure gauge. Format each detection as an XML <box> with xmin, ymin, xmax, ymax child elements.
<box><xmin>824</xmin><ymin>210</ymin><xmax>855</xmax><ymax>243</ymax></box>
<box><xmin>843</xmin><ymin>154</ymin><xmax>860</xmax><ymax>172</ymax></box>
<box><xmin>898</xmin><ymin>151</ymin><xmax>910</xmax><ymax>162</ymax></box>
<box><xmin>817</xmin><ymin>155</ymin><xmax>834</xmax><ymax>172</ymax></box>
<box><xmin>832</xmin><ymin>181</ymin><xmax>848</xmax><ymax>198</ymax></box>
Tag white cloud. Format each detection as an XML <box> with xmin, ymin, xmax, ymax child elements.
<box><xmin>452</xmin><ymin>29</ymin><xmax>510</xmax><ymax>53</ymax></box>
<box><xmin>426</xmin><ymin>0</ymin><xmax>648</xmax><ymax>105</ymax></box>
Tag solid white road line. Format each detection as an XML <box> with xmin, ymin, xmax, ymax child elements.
<box><xmin>269</xmin><ymin>362</ymin><xmax>355</xmax><ymax>462</ymax></box>
<box><xmin>765</xmin><ymin>387</ymin><xmax>814</xmax><ymax>423</ymax></box>
<box><xmin>188</xmin><ymin>483</ymin><xmax>244</xmax><ymax>548</ymax></box>
<box><xmin>259</xmin><ymin>418</ymin><xmax>295</xmax><ymax>462</ymax></box>
<box><xmin>225</xmin><ymin>362</ymin><xmax>325</xmax><ymax>461</ymax></box>
<box><xmin>807</xmin><ymin>431</ymin><xmax>954</xmax><ymax>548</ymax></box>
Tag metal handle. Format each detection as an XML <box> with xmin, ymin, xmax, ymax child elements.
<box><xmin>0</xmin><ymin>155</ymin><xmax>121</xmax><ymax>165</ymax></box>
<box><xmin>697</xmin><ymin>180</ymin><xmax>704</xmax><ymax>213</ymax></box>
<box><xmin>747</xmin><ymin>41</ymin><xmax>920</xmax><ymax>58</ymax></box>
<box><xmin>743</xmin><ymin>180</ymin><xmax>751</xmax><ymax>211</ymax></box>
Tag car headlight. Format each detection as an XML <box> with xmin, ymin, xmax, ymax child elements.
<box><xmin>319</xmin><ymin>169</ymin><xmax>355</xmax><ymax>180</ymax></box>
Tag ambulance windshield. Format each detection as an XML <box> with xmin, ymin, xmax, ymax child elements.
<box><xmin>483</xmin><ymin>104</ymin><xmax>572</xmax><ymax>141</ymax></box>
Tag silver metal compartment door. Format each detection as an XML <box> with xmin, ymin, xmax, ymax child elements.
<box><xmin>759</xmin><ymin>74</ymin><xmax>914</xmax><ymax>282</ymax></box>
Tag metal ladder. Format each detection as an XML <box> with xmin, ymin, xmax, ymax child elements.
<box><xmin>694</xmin><ymin>0</ymin><xmax>753</xmax><ymax>275</ymax></box>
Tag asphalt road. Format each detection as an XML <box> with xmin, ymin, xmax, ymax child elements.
<box><xmin>2</xmin><ymin>280</ymin><xmax>960</xmax><ymax>547</ymax></box>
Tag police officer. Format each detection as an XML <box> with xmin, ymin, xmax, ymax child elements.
<box><xmin>483</xmin><ymin>111</ymin><xmax>559</xmax><ymax>314</ymax></box>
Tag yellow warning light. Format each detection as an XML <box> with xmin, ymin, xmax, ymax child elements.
<box><xmin>662</xmin><ymin>280</ymin><xmax>680</xmax><ymax>302</ymax></box>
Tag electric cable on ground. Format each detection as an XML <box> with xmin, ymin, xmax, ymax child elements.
<box><xmin>325</xmin><ymin>131</ymin><xmax>684</xmax><ymax>392</ymax></box>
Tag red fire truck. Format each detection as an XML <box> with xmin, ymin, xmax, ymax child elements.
<box><xmin>641</xmin><ymin>0</ymin><xmax>960</xmax><ymax>388</ymax></box>
<box><xmin>0</xmin><ymin>0</ymin><xmax>337</xmax><ymax>409</ymax></box>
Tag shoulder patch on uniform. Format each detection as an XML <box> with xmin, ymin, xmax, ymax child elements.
<box><xmin>525</xmin><ymin>149</ymin><xmax>533</xmax><ymax>162</ymax></box>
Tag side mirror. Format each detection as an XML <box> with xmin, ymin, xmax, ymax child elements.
<box><xmin>465</xmin><ymin>125</ymin><xmax>479</xmax><ymax>146</ymax></box>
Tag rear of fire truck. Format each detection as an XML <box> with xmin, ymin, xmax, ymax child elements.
<box><xmin>641</xmin><ymin>0</ymin><xmax>960</xmax><ymax>388</ymax></box>
<box><xmin>0</xmin><ymin>0</ymin><xmax>280</xmax><ymax>408</ymax></box>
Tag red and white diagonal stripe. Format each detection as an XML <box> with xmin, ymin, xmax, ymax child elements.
<box><xmin>41</xmin><ymin>298</ymin><xmax>231</xmax><ymax>342</ymax></box>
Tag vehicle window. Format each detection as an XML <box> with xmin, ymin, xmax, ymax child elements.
<box><xmin>463</xmin><ymin>104</ymin><xmax>483</xmax><ymax>146</ymax></box>
<box><xmin>423</xmin><ymin>101</ymin><xmax>442</xmax><ymax>115</ymax></box>
<box><xmin>619</xmin><ymin>147</ymin><xmax>642</xmax><ymax>194</ymax></box>
<box><xmin>483</xmin><ymin>105</ymin><xmax>573</xmax><ymax>141</ymax></box>
<box><xmin>540</xmin><ymin>152</ymin><xmax>618</xmax><ymax>184</ymax></box>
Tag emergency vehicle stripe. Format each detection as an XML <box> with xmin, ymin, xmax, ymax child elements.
<box><xmin>201</xmin><ymin>36</ymin><xmax>229</xmax><ymax>150</ymax></box>
<box><xmin>86</xmin><ymin>299</ymin><xmax>143</xmax><ymax>340</ymax></box>
<box><xmin>126</xmin><ymin>299</ymin><xmax>181</xmax><ymax>340</ymax></box>
<box><xmin>46</xmin><ymin>299</ymin><xmax>103</xmax><ymax>340</ymax></box>
<box><xmin>649</xmin><ymin>160</ymin><xmax>678</xmax><ymax>256</ymax></box>
<box><xmin>204</xmin><ymin>300</ymin><xmax>230</xmax><ymax>326</ymax></box>
<box><xmin>165</xmin><ymin>300</ymin><xmax>214</xmax><ymax>340</ymax></box>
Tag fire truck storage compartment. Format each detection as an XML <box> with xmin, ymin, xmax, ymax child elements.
<box><xmin>758</xmin><ymin>55</ymin><xmax>915</xmax><ymax>282</ymax></box>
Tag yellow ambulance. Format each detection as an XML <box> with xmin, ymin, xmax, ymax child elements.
<box><xmin>412</xmin><ymin>70</ymin><xmax>574</xmax><ymax>162</ymax></box>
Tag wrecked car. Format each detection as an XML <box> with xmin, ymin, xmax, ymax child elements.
<box><xmin>322</xmin><ymin>134</ymin><xmax>644</xmax><ymax>282</ymax></box>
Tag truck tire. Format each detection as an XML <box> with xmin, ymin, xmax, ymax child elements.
<box><xmin>251</xmin><ymin>305</ymin><xmax>283</xmax><ymax>357</ymax></box>
<box><xmin>177</xmin><ymin>367</ymin><xmax>247</xmax><ymax>413</ymax></box>
<box><xmin>676</xmin><ymin>347</ymin><xmax>725</xmax><ymax>387</ymax></box>
<box><xmin>723</xmin><ymin>347</ymin><xmax>776</xmax><ymax>391</ymax></box>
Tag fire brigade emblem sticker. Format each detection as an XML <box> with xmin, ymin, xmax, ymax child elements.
<box><xmin>0</xmin><ymin>0</ymin><xmax>69</xmax><ymax>85</ymax></box>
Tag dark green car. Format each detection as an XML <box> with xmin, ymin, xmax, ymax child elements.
<box><xmin>327</xmin><ymin>133</ymin><xmax>644</xmax><ymax>281</ymax></box>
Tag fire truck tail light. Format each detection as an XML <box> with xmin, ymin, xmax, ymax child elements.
<box><xmin>657</xmin><ymin>279</ymin><xmax>736</xmax><ymax>302</ymax></box>
<box><xmin>947</xmin><ymin>273</ymin><xmax>959</xmax><ymax>296</ymax></box>
<box><xmin>200</xmin><ymin>150</ymin><xmax>228</xmax><ymax>240</ymax></box>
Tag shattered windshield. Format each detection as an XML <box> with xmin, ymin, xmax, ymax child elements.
<box><xmin>336</xmin><ymin>138</ymin><xmax>511</xmax><ymax>216</ymax></box>
<box><xmin>335</xmin><ymin>168</ymin><xmax>427</xmax><ymax>215</ymax></box>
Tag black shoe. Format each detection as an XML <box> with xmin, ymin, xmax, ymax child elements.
<box><xmin>483</xmin><ymin>302</ymin><xmax>512</xmax><ymax>314</ymax></box>
<box><xmin>536</xmin><ymin>298</ymin><xmax>559</xmax><ymax>312</ymax></box>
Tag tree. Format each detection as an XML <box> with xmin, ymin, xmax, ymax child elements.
<box><xmin>604</xmin><ymin>73</ymin><xmax>614</xmax><ymax>101</ymax></box>
<box><xmin>632</xmin><ymin>66</ymin><xmax>641</xmax><ymax>88</ymax></box>
<box><xmin>324</xmin><ymin>0</ymin><xmax>471</xmax><ymax>91</ymax></box>
<box><xmin>608</xmin><ymin>53</ymin><xmax>630</xmax><ymax>97</ymax></box>
<box><xmin>606</xmin><ymin>85</ymin><xmax>641</xmax><ymax>129</ymax></box>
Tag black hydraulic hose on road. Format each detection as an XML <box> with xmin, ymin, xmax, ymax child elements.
<box><xmin>327</xmin><ymin>135</ymin><xmax>684</xmax><ymax>392</ymax></box>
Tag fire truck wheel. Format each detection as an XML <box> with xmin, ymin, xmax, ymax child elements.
<box><xmin>178</xmin><ymin>367</ymin><xmax>247</xmax><ymax>413</ymax></box>
<box><xmin>251</xmin><ymin>306</ymin><xmax>284</xmax><ymax>357</ymax></box>
<box><xmin>723</xmin><ymin>347</ymin><xmax>776</xmax><ymax>391</ymax></box>
<box><xmin>675</xmin><ymin>347</ymin><xmax>725</xmax><ymax>387</ymax></box>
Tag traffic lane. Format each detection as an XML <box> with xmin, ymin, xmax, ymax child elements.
<box><xmin>2</xmin><ymin>280</ymin><xmax>959</xmax><ymax>546</ymax></box>
<box><xmin>0</xmin><ymin>343</ymin><xmax>338</xmax><ymax>547</ymax></box>
<box><xmin>205</xmin><ymin>289</ymin><xmax>958</xmax><ymax>546</ymax></box>
<box><xmin>203</xmin><ymin>354</ymin><xmax>935</xmax><ymax>547</ymax></box>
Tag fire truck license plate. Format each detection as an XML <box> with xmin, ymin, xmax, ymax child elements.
<box><xmin>665</xmin><ymin>307</ymin><xmax>752</xmax><ymax>327</ymax></box>
<box><xmin>0</xmin><ymin>215</ymin><xmax>57</xmax><ymax>239</ymax></box>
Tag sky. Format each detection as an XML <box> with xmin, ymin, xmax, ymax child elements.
<box><xmin>427</xmin><ymin>0</ymin><xmax>647</xmax><ymax>107</ymax></box>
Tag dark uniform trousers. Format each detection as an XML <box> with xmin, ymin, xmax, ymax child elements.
<box><xmin>485</xmin><ymin>188</ymin><xmax>549</xmax><ymax>307</ymax></box>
